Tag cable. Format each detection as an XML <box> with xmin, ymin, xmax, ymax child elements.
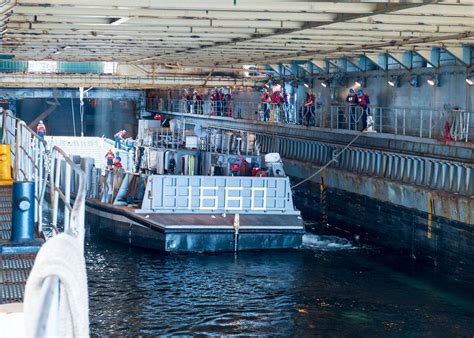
<box><xmin>291</xmin><ymin>119</ymin><xmax>373</xmax><ymax>189</ymax></box>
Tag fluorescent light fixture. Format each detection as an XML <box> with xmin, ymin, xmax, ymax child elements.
<box><xmin>321</xmin><ymin>80</ymin><xmax>329</xmax><ymax>88</ymax></box>
<box><xmin>111</xmin><ymin>17</ymin><xmax>130</xmax><ymax>25</ymax></box>
<box><xmin>264</xmin><ymin>83</ymin><xmax>269</xmax><ymax>88</ymax></box>
<box><xmin>427</xmin><ymin>74</ymin><xmax>440</xmax><ymax>87</ymax></box>
<box><xmin>354</xmin><ymin>81</ymin><xmax>361</xmax><ymax>87</ymax></box>
<box><xmin>465</xmin><ymin>73</ymin><xmax>474</xmax><ymax>85</ymax></box>
<box><xmin>387</xmin><ymin>76</ymin><xmax>400</xmax><ymax>87</ymax></box>
<box><xmin>303</xmin><ymin>82</ymin><xmax>310</xmax><ymax>88</ymax></box>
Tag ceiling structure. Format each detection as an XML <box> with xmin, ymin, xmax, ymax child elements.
<box><xmin>0</xmin><ymin>0</ymin><xmax>473</xmax><ymax>87</ymax></box>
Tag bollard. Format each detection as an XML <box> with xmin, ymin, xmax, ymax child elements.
<box><xmin>0</xmin><ymin>144</ymin><xmax>13</xmax><ymax>186</ymax></box>
<box><xmin>11</xmin><ymin>181</ymin><xmax>35</xmax><ymax>242</ymax></box>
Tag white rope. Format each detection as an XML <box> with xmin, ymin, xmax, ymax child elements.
<box><xmin>291</xmin><ymin>121</ymin><xmax>372</xmax><ymax>189</ymax></box>
<box><xmin>24</xmin><ymin>233</ymin><xmax>89</xmax><ymax>337</ymax></box>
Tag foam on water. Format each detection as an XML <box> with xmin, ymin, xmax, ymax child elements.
<box><xmin>302</xmin><ymin>233</ymin><xmax>356</xmax><ymax>251</ymax></box>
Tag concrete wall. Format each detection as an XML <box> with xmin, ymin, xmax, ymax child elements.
<box><xmin>16</xmin><ymin>98</ymin><xmax>138</xmax><ymax>139</ymax></box>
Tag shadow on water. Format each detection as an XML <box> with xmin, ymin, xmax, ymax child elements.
<box><xmin>84</xmin><ymin>222</ymin><xmax>474</xmax><ymax>337</ymax></box>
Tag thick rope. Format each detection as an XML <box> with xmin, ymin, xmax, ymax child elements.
<box><xmin>291</xmin><ymin>119</ymin><xmax>372</xmax><ymax>189</ymax></box>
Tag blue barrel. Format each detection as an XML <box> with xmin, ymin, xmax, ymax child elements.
<box><xmin>11</xmin><ymin>181</ymin><xmax>35</xmax><ymax>242</ymax></box>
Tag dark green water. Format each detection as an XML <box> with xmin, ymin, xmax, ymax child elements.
<box><xmin>85</xmin><ymin>230</ymin><xmax>474</xmax><ymax>336</ymax></box>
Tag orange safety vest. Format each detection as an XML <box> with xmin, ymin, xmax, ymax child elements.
<box><xmin>37</xmin><ymin>123</ymin><xmax>46</xmax><ymax>133</ymax></box>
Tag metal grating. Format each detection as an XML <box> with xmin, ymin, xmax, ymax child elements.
<box><xmin>0</xmin><ymin>254</ymin><xmax>36</xmax><ymax>304</ymax></box>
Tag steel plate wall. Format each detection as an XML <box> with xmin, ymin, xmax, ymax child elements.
<box><xmin>256</xmin><ymin>134</ymin><xmax>473</xmax><ymax>196</ymax></box>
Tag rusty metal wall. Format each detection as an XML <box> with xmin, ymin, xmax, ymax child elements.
<box><xmin>257</xmin><ymin>134</ymin><xmax>473</xmax><ymax>197</ymax></box>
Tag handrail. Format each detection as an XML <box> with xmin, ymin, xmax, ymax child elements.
<box><xmin>149</xmin><ymin>98</ymin><xmax>473</xmax><ymax>142</ymax></box>
<box><xmin>1</xmin><ymin>109</ymin><xmax>88</xmax><ymax>336</ymax></box>
<box><xmin>49</xmin><ymin>145</ymin><xmax>86</xmax><ymax>246</ymax></box>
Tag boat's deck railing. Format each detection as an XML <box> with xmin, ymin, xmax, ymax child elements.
<box><xmin>1</xmin><ymin>109</ymin><xmax>88</xmax><ymax>335</ymax></box>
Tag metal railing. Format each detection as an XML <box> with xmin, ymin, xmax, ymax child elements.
<box><xmin>1</xmin><ymin>109</ymin><xmax>88</xmax><ymax>336</ymax></box>
<box><xmin>147</xmin><ymin>98</ymin><xmax>473</xmax><ymax>142</ymax></box>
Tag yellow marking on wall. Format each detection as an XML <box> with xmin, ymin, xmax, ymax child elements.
<box><xmin>427</xmin><ymin>192</ymin><xmax>433</xmax><ymax>239</ymax></box>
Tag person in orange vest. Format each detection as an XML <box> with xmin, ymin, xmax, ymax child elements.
<box><xmin>114</xmin><ymin>129</ymin><xmax>126</xmax><ymax>149</ymax></box>
<box><xmin>36</xmin><ymin>120</ymin><xmax>46</xmax><ymax>138</ymax></box>
<box><xmin>105</xmin><ymin>149</ymin><xmax>115</xmax><ymax>170</ymax></box>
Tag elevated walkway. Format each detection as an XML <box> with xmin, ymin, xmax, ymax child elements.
<box><xmin>159</xmin><ymin>111</ymin><xmax>474</xmax><ymax>164</ymax></box>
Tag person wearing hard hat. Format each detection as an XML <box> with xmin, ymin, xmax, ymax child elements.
<box><xmin>37</xmin><ymin>120</ymin><xmax>46</xmax><ymax>138</ymax></box>
<box><xmin>114</xmin><ymin>129</ymin><xmax>126</xmax><ymax>149</ymax></box>
<box><xmin>346</xmin><ymin>88</ymin><xmax>359</xmax><ymax>130</ymax></box>
<box><xmin>358</xmin><ymin>89</ymin><xmax>370</xmax><ymax>131</ymax></box>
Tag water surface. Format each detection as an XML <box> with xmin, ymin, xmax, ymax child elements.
<box><xmin>85</xmin><ymin>230</ymin><xmax>473</xmax><ymax>336</ymax></box>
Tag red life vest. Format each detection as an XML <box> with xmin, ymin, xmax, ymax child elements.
<box><xmin>262</xmin><ymin>92</ymin><xmax>270</xmax><ymax>103</ymax></box>
<box><xmin>231</xmin><ymin>163</ymin><xmax>241</xmax><ymax>172</ymax></box>
<box><xmin>359</xmin><ymin>93</ymin><xmax>370</xmax><ymax>106</ymax></box>
<box><xmin>304</xmin><ymin>94</ymin><xmax>315</xmax><ymax>106</ymax></box>
<box><xmin>37</xmin><ymin>123</ymin><xmax>46</xmax><ymax>133</ymax></box>
<box><xmin>271</xmin><ymin>92</ymin><xmax>280</xmax><ymax>104</ymax></box>
<box><xmin>346</xmin><ymin>94</ymin><xmax>359</xmax><ymax>105</ymax></box>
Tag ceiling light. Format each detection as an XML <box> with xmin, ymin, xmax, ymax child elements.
<box><xmin>321</xmin><ymin>80</ymin><xmax>329</xmax><ymax>88</ymax></box>
<box><xmin>408</xmin><ymin>75</ymin><xmax>419</xmax><ymax>87</ymax></box>
<box><xmin>427</xmin><ymin>74</ymin><xmax>440</xmax><ymax>87</ymax></box>
<box><xmin>354</xmin><ymin>81</ymin><xmax>361</xmax><ymax>87</ymax></box>
<box><xmin>387</xmin><ymin>76</ymin><xmax>400</xmax><ymax>87</ymax></box>
<box><xmin>110</xmin><ymin>17</ymin><xmax>130</xmax><ymax>25</ymax></box>
<box><xmin>303</xmin><ymin>82</ymin><xmax>310</xmax><ymax>88</ymax></box>
<box><xmin>465</xmin><ymin>73</ymin><xmax>474</xmax><ymax>86</ymax></box>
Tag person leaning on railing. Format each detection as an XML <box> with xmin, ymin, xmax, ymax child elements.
<box><xmin>358</xmin><ymin>89</ymin><xmax>370</xmax><ymax>131</ymax></box>
<box><xmin>303</xmin><ymin>90</ymin><xmax>315</xmax><ymax>126</ymax></box>
<box><xmin>345</xmin><ymin>88</ymin><xmax>359</xmax><ymax>130</ymax></box>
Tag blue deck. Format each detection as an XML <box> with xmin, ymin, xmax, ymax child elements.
<box><xmin>0</xmin><ymin>186</ymin><xmax>37</xmax><ymax>304</ymax></box>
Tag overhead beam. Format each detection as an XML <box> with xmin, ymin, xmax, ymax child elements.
<box><xmin>137</xmin><ymin>2</ymin><xmax>425</xmax><ymax>63</ymax></box>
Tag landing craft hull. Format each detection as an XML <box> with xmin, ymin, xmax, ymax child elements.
<box><xmin>85</xmin><ymin>199</ymin><xmax>304</xmax><ymax>253</ymax></box>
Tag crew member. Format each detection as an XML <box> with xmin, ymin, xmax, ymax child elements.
<box><xmin>37</xmin><ymin>120</ymin><xmax>46</xmax><ymax>138</ymax></box>
<box><xmin>113</xmin><ymin>156</ymin><xmax>123</xmax><ymax>169</ymax></box>
<box><xmin>346</xmin><ymin>88</ymin><xmax>359</xmax><ymax>130</ymax></box>
<box><xmin>210</xmin><ymin>89</ymin><xmax>218</xmax><ymax>115</ymax></box>
<box><xmin>358</xmin><ymin>89</ymin><xmax>370</xmax><ymax>131</ymax></box>
<box><xmin>183</xmin><ymin>89</ymin><xmax>192</xmax><ymax>114</ymax></box>
<box><xmin>105</xmin><ymin>149</ymin><xmax>115</xmax><ymax>170</ymax></box>
<box><xmin>114</xmin><ymin>129</ymin><xmax>126</xmax><ymax>149</ymax></box>
<box><xmin>262</xmin><ymin>88</ymin><xmax>271</xmax><ymax>121</ymax></box>
<box><xmin>303</xmin><ymin>90</ymin><xmax>315</xmax><ymax>126</ymax></box>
